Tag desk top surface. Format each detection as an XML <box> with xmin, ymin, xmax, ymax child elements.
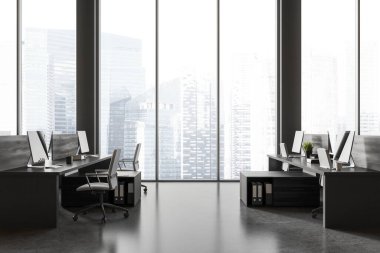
<box><xmin>241</xmin><ymin>171</ymin><xmax>315</xmax><ymax>178</ymax></box>
<box><xmin>1</xmin><ymin>155</ymin><xmax>112</xmax><ymax>176</ymax></box>
<box><xmin>268</xmin><ymin>154</ymin><xmax>378</xmax><ymax>175</ymax></box>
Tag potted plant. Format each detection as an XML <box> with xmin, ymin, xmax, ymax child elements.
<box><xmin>303</xmin><ymin>141</ymin><xmax>313</xmax><ymax>158</ymax></box>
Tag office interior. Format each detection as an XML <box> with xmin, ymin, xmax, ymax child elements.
<box><xmin>1</xmin><ymin>0</ymin><xmax>380</xmax><ymax>252</ymax></box>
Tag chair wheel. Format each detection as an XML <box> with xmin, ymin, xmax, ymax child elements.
<box><xmin>73</xmin><ymin>215</ymin><xmax>78</xmax><ymax>221</ymax></box>
<box><xmin>144</xmin><ymin>188</ymin><xmax>147</xmax><ymax>193</ymax></box>
<box><xmin>124</xmin><ymin>211</ymin><xmax>129</xmax><ymax>218</ymax></box>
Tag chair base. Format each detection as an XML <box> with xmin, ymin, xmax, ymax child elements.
<box><xmin>311</xmin><ymin>206</ymin><xmax>323</xmax><ymax>218</ymax></box>
<box><xmin>73</xmin><ymin>192</ymin><xmax>128</xmax><ymax>223</ymax></box>
<box><xmin>142</xmin><ymin>184</ymin><xmax>147</xmax><ymax>193</ymax></box>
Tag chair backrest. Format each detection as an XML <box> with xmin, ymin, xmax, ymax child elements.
<box><xmin>108</xmin><ymin>149</ymin><xmax>121</xmax><ymax>189</ymax></box>
<box><xmin>133</xmin><ymin>143</ymin><xmax>141</xmax><ymax>163</ymax></box>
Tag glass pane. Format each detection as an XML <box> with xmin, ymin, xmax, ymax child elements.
<box><xmin>159</xmin><ymin>0</ymin><xmax>217</xmax><ymax>180</ymax></box>
<box><xmin>220</xmin><ymin>0</ymin><xmax>276</xmax><ymax>179</ymax></box>
<box><xmin>100</xmin><ymin>0</ymin><xmax>156</xmax><ymax>179</ymax></box>
<box><xmin>302</xmin><ymin>0</ymin><xmax>356</xmax><ymax>139</ymax></box>
<box><xmin>361</xmin><ymin>0</ymin><xmax>380</xmax><ymax>135</ymax></box>
<box><xmin>22</xmin><ymin>0</ymin><xmax>76</xmax><ymax>138</ymax></box>
<box><xmin>0</xmin><ymin>1</ymin><xmax>17</xmax><ymax>134</ymax></box>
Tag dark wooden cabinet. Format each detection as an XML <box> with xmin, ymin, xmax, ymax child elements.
<box><xmin>240</xmin><ymin>171</ymin><xmax>319</xmax><ymax>207</ymax></box>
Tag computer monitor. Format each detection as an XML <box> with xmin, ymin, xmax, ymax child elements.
<box><xmin>338</xmin><ymin>131</ymin><xmax>355</xmax><ymax>164</ymax></box>
<box><xmin>317</xmin><ymin>148</ymin><xmax>332</xmax><ymax>169</ymax></box>
<box><xmin>333</xmin><ymin>131</ymin><xmax>350</xmax><ymax>161</ymax></box>
<box><xmin>27</xmin><ymin>131</ymin><xmax>49</xmax><ymax>165</ymax></box>
<box><xmin>280</xmin><ymin>143</ymin><xmax>289</xmax><ymax>158</ymax></box>
<box><xmin>77</xmin><ymin>131</ymin><xmax>90</xmax><ymax>154</ymax></box>
<box><xmin>291</xmin><ymin>131</ymin><xmax>304</xmax><ymax>153</ymax></box>
<box><xmin>51</xmin><ymin>134</ymin><xmax>79</xmax><ymax>160</ymax></box>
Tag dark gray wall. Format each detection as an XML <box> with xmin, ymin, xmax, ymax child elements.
<box><xmin>279</xmin><ymin>0</ymin><xmax>302</xmax><ymax>150</ymax></box>
<box><xmin>76</xmin><ymin>0</ymin><xmax>98</xmax><ymax>154</ymax></box>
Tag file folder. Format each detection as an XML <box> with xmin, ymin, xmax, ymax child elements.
<box><xmin>127</xmin><ymin>183</ymin><xmax>134</xmax><ymax>205</ymax></box>
<box><xmin>114</xmin><ymin>182</ymin><xmax>125</xmax><ymax>205</ymax></box>
<box><xmin>252</xmin><ymin>182</ymin><xmax>258</xmax><ymax>206</ymax></box>
<box><xmin>257</xmin><ymin>182</ymin><xmax>263</xmax><ymax>206</ymax></box>
<box><xmin>114</xmin><ymin>185</ymin><xmax>119</xmax><ymax>202</ymax></box>
<box><xmin>265</xmin><ymin>183</ymin><xmax>273</xmax><ymax>206</ymax></box>
<box><xmin>119</xmin><ymin>183</ymin><xmax>124</xmax><ymax>202</ymax></box>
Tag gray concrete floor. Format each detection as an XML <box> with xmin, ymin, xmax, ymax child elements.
<box><xmin>0</xmin><ymin>182</ymin><xmax>380</xmax><ymax>253</ymax></box>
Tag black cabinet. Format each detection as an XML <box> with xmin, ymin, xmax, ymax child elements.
<box><xmin>240</xmin><ymin>171</ymin><xmax>319</xmax><ymax>207</ymax></box>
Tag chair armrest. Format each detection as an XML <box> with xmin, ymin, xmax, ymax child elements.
<box><xmin>95</xmin><ymin>169</ymin><xmax>108</xmax><ymax>174</ymax></box>
<box><xmin>85</xmin><ymin>172</ymin><xmax>108</xmax><ymax>184</ymax></box>
<box><xmin>120</xmin><ymin>159</ymin><xmax>134</xmax><ymax>162</ymax></box>
<box><xmin>85</xmin><ymin>172</ymin><xmax>108</xmax><ymax>177</ymax></box>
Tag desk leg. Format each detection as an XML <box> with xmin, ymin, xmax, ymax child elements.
<box><xmin>0</xmin><ymin>173</ymin><xmax>59</xmax><ymax>229</ymax></box>
<box><xmin>324</xmin><ymin>173</ymin><xmax>380</xmax><ymax>229</ymax></box>
<box><xmin>268</xmin><ymin>157</ymin><xmax>283</xmax><ymax>171</ymax></box>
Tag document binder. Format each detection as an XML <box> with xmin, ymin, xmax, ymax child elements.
<box><xmin>127</xmin><ymin>183</ymin><xmax>134</xmax><ymax>205</ymax></box>
<box><xmin>252</xmin><ymin>182</ymin><xmax>258</xmax><ymax>206</ymax></box>
<box><xmin>114</xmin><ymin>182</ymin><xmax>125</xmax><ymax>205</ymax></box>
<box><xmin>257</xmin><ymin>182</ymin><xmax>263</xmax><ymax>206</ymax></box>
<box><xmin>265</xmin><ymin>183</ymin><xmax>273</xmax><ymax>206</ymax></box>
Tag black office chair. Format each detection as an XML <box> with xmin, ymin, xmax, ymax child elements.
<box><xmin>118</xmin><ymin>143</ymin><xmax>147</xmax><ymax>193</ymax></box>
<box><xmin>73</xmin><ymin>149</ymin><xmax>129</xmax><ymax>223</ymax></box>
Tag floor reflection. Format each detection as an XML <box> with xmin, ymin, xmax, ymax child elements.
<box><xmin>1</xmin><ymin>182</ymin><xmax>380</xmax><ymax>253</ymax></box>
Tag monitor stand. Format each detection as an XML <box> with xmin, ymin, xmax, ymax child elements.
<box><xmin>27</xmin><ymin>156</ymin><xmax>63</xmax><ymax>169</ymax></box>
<box><xmin>27</xmin><ymin>156</ymin><xmax>46</xmax><ymax>168</ymax></box>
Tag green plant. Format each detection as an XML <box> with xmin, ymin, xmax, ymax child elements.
<box><xmin>303</xmin><ymin>141</ymin><xmax>313</xmax><ymax>152</ymax></box>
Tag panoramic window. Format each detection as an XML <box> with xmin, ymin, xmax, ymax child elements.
<box><xmin>22</xmin><ymin>0</ymin><xmax>76</xmax><ymax>137</ymax></box>
<box><xmin>220</xmin><ymin>0</ymin><xmax>276</xmax><ymax>179</ymax></box>
<box><xmin>302</xmin><ymin>0</ymin><xmax>356</xmax><ymax>139</ymax></box>
<box><xmin>100</xmin><ymin>0</ymin><xmax>156</xmax><ymax>179</ymax></box>
<box><xmin>158</xmin><ymin>0</ymin><xmax>217</xmax><ymax>180</ymax></box>
<box><xmin>0</xmin><ymin>1</ymin><xmax>17</xmax><ymax>134</ymax></box>
<box><xmin>360</xmin><ymin>0</ymin><xmax>380</xmax><ymax>135</ymax></box>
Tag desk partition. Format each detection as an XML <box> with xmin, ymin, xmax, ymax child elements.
<box><xmin>0</xmin><ymin>135</ymin><xmax>30</xmax><ymax>171</ymax></box>
<box><xmin>352</xmin><ymin>135</ymin><xmax>380</xmax><ymax>171</ymax></box>
<box><xmin>51</xmin><ymin>134</ymin><xmax>79</xmax><ymax>160</ymax></box>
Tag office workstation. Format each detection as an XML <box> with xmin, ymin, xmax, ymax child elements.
<box><xmin>2</xmin><ymin>0</ymin><xmax>380</xmax><ymax>253</ymax></box>
<box><xmin>242</xmin><ymin>131</ymin><xmax>380</xmax><ymax>229</ymax></box>
<box><xmin>0</xmin><ymin>132</ymin><xmax>141</xmax><ymax>228</ymax></box>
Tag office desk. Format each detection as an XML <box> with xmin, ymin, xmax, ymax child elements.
<box><xmin>267</xmin><ymin>155</ymin><xmax>380</xmax><ymax>229</ymax></box>
<box><xmin>0</xmin><ymin>155</ymin><xmax>111</xmax><ymax>229</ymax></box>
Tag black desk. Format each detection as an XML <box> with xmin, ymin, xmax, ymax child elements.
<box><xmin>0</xmin><ymin>155</ymin><xmax>111</xmax><ymax>229</ymax></box>
<box><xmin>268</xmin><ymin>155</ymin><xmax>380</xmax><ymax>229</ymax></box>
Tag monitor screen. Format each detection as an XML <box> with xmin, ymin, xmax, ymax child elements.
<box><xmin>52</xmin><ymin>134</ymin><xmax>79</xmax><ymax>160</ymax></box>
<box><xmin>317</xmin><ymin>148</ymin><xmax>332</xmax><ymax>169</ymax></box>
<box><xmin>27</xmin><ymin>131</ymin><xmax>48</xmax><ymax>165</ymax></box>
<box><xmin>78</xmin><ymin>131</ymin><xmax>90</xmax><ymax>153</ymax></box>
<box><xmin>292</xmin><ymin>131</ymin><xmax>304</xmax><ymax>153</ymax></box>
<box><xmin>333</xmin><ymin>131</ymin><xmax>350</xmax><ymax>160</ymax></box>
<box><xmin>280</xmin><ymin>143</ymin><xmax>288</xmax><ymax>158</ymax></box>
<box><xmin>338</xmin><ymin>131</ymin><xmax>355</xmax><ymax>164</ymax></box>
